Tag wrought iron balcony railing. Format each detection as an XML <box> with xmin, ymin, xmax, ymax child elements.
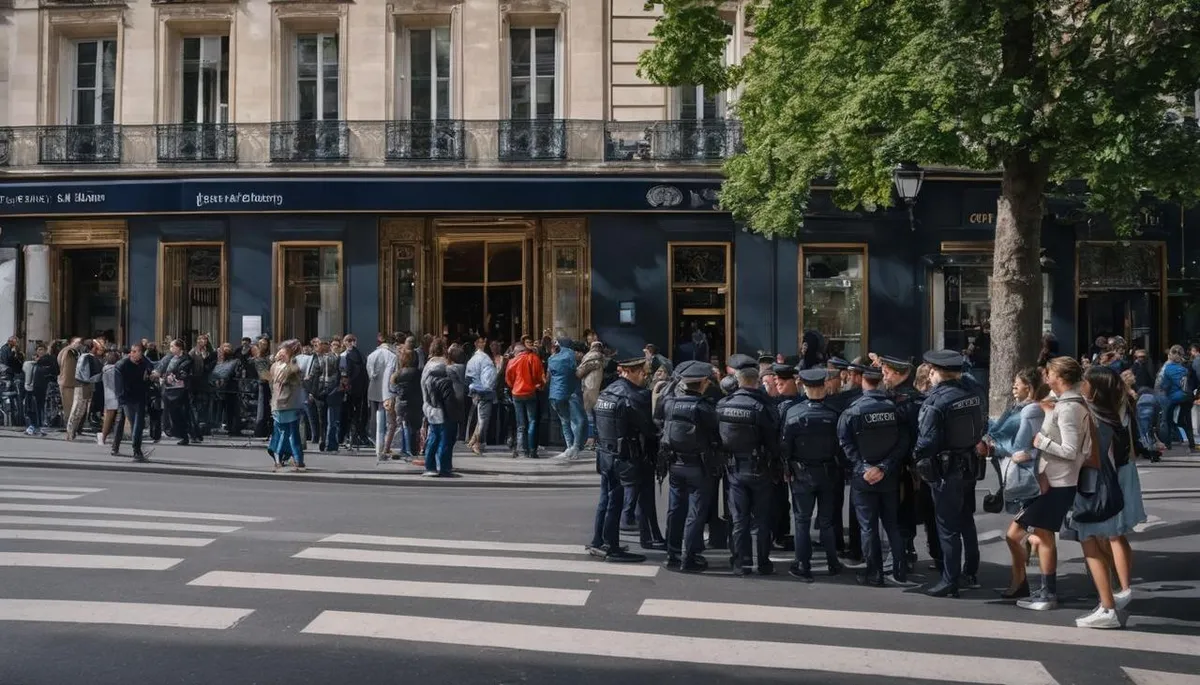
<box><xmin>385</xmin><ymin>120</ymin><xmax>465</xmax><ymax>161</ymax></box>
<box><xmin>270</xmin><ymin>120</ymin><xmax>349</xmax><ymax>163</ymax></box>
<box><xmin>0</xmin><ymin>119</ymin><xmax>741</xmax><ymax>171</ymax></box>
<box><xmin>157</xmin><ymin>123</ymin><xmax>238</xmax><ymax>163</ymax></box>
<box><xmin>38</xmin><ymin>125</ymin><xmax>122</xmax><ymax>164</ymax></box>
<box><xmin>604</xmin><ymin>120</ymin><xmax>744</xmax><ymax>162</ymax></box>
<box><xmin>499</xmin><ymin>119</ymin><xmax>567</xmax><ymax>161</ymax></box>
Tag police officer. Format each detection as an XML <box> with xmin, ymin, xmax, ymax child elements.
<box><xmin>879</xmin><ymin>354</ymin><xmax>925</xmax><ymax>570</ymax></box>
<box><xmin>658</xmin><ymin>361</ymin><xmax>721</xmax><ymax>572</ymax></box>
<box><xmin>839</xmin><ymin>365</ymin><xmax>910</xmax><ymax>586</ymax></box>
<box><xmin>588</xmin><ymin>357</ymin><xmax>657</xmax><ymax>563</ymax></box>
<box><xmin>783</xmin><ymin>368</ymin><xmax>843</xmax><ymax>582</ymax></box>
<box><xmin>717</xmin><ymin>362</ymin><xmax>780</xmax><ymax>576</ymax></box>
<box><xmin>771</xmin><ymin>364</ymin><xmax>801</xmax><ymax>551</ymax></box>
<box><xmin>824</xmin><ymin>359</ymin><xmax>866</xmax><ymax>563</ymax></box>
<box><xmin>707</xmin><ymin>353</ymin><xmax>756</xmax><ymax>548</ymax></box>
<box><xmin>912</xmin><ymin>350</ymin><xmax>985</xmax><ymax>596</ymax></box>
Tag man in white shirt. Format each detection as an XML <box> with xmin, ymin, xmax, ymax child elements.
<box><xmin>465</xmin><ymin>334</ymin><xmax>497</xmax><ymax>455</ymax></box>
<box><xmin>294</xmin><ymin>340</ymin><xmax>316</xmax><ymax>442</ymax></box>
<box><xmin>366</xmin><ymin>334</ymin><xmax>398</xmax><ymax>462</ymax></box>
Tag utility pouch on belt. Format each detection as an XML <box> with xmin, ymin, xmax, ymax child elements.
<box><xmin>914</xmin><ymin>456</ymin><xmax>941</xmax><ymax>484</ymax></box>
<box><xmin>972</xmin><ymin>452</ymin><xmax>989</xmax><ymax>482</ymax></box>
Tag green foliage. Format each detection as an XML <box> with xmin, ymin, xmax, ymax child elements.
<box><xmin>638</xmin><ymin>0</ymin><xmax>1200</xmax><ymax>236</ymax></box>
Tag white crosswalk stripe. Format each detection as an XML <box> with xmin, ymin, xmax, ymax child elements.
<box><xmin>0</xmin><ymin>485</ymin><xmax>106</xmax><ymax>493</ymax></box>
<box><xmin>293</xmin><ymin>546</ymin><xmax>660</xmax><ymax>577</ymax></box>
<box><xmin>1123</xmin><ymin>667</ymin><xmax>1200</xmax><ymax>685</ymax></box>
<box><xmin>0</xmin><ymin>529</ymin><xmax>216</xmax><ymax>547</ymax></box>
<box><xmin>0</xmin><ymin>515</ymin><xmax>241</xmax><ymax>534</ymax></box>
<box><xmin>318</xmin><ymin>533</ymin><xmax>589</xmax><ymax>556</ymax></box>
<box><xmin>0</xmin><ymin>599</ymin><xmax>253</xmax><ymax>630</ymax></box>
<box><xmin>0</xmin><ymin>552</ymin><xmax>183</xmax><ymax>570</ymax></box>
<box><xmin>0</xmin><ymin>504</ymin><xmax>273</xmax><ymax>523</ymax></box>
<box><xmin>0</xmin><ymin>491</ymin><xmax>90</xmax><ymax>500</ymax></box>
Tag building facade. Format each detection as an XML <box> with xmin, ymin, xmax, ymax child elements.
<box><xmin>1</xmin><ymin>0</ymin><xmax>1198</xmax><ymax>381</ymax></box>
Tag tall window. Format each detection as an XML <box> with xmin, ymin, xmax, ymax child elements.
<box><xmin>509</xmin><ymin>27</ymin><xmax>557</xmax><ymax>119</ymax></box>
<box><xmin>800</xmin><ymin>248</ymin><xmax>867</xmax><ymax>361</ymax></box>
<box><xmin>70</xmin><ymin>39</ymin><xmax>117</xmax><ymax>125</ymax></box>
<box><xmin>406</xmin><ymin>27</ymin><xmax>451</xmax><ymax>120</ymax></box>
<box><xmin>277</xmin><ymin>244</ymin><xmax>343</xmax><ymax>342</ymax></box>
<box><xmin>296</xmin><ymin>33</ymin><xmax>339</xmax><ymax>120</ymax></box>
<box><xmin>181</xmin><ymin>36</ymin><xmax>229</xmax><ymax>124</ymax></box>
<box><xmin>674</xmin><ymin>35</ymin><xmax>732</xmax><ymax>122</ymax></box>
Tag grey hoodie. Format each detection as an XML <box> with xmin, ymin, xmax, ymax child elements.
<box><xmin>421</xmin><ymin>356</ymin><xmax>448</xmax><ymax>424</ymax></box>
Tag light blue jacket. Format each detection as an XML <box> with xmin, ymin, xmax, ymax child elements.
<box><xmin>547</xmin><ymin>346</ymin><xmax>579</xmax><ymax>401</ymax></box>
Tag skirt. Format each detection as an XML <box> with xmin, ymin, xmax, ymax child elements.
<box><xmin>1069</xmin><ymin>463</ymin><xmax>1148</xmax><ymax>540</ymax></box>
<box><xmin>1016</xmin><ymin>486</ymin><xmax>1077</xmax><ymax>532</ymax></box>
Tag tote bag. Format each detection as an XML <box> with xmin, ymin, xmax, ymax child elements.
<box><xmin>1073</xmin><ymin>416</ymin><xmax>1125</xmax><ymax>524</ymax></box>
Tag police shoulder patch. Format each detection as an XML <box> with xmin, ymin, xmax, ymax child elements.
<box><xmin>950</xmin><ymin>396</ymin><xmax>981</xmax><ymax>411</ymax></box>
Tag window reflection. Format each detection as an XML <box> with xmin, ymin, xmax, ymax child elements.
<box><xmin>802</xmin><ymin>251</ymin><xmax>865</xmax><ymax>360</ymax></box>
<box><xmin>280</xmin><ymin>245</ymin><xmax>341</xmax><ymax>341</ymax></box>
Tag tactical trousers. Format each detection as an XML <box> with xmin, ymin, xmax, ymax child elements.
<box><xmin>918</xmin><ymin>481</ymin><xmax>943</xmax><ymax>561</ymax></box>
<box><xmin>633</xmin><ymin>461</ymin><xmax>664</xmax><ymax>544</ymax></box>
<box><xmin>897</xmin><ymin>474</ymin><xmax>918</xmax><ymax>545</ymax></box>
<box><xmin>929</xmin><ymin>475</ymin><xmax>980</xmax><ymax>585</ymax></box>
<box><xmin>591</xmin><ymin>452</ymin><xmax>626</xmax><ymax>550</ymax></box>
<box><xmin>665</xmin><ymin>463</ymin><xmax>715</xmax><ymax>561</ymax></box>
<box><xmin>771</xmin><ymin>481</ymin><xmax>791</xmax><ymax>543</ymax></box>
<box><xmin>790</xmin><ymin>467</ymin><xmax>838</xmax><ymax>569</ymax></box>
<box><xmin>727</xmin><ymin>464</ymin><xmax>773</xmax><ymax>569</ymax></box>
<box><xmin>705</xmin><ymin>474</ymin><xmax>730</xmax><ymax>548</ymax></box>
<box><xmin>853</xmin><ymin>487</ymin><xmax>906</xmax><ymax>579</ymax></box>
<box><xmin>831</xmin><ymin>476</ymin><xmax>846</xmax><ymax>551</ymax></box>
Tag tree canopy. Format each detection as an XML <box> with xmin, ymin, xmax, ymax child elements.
<box><xmin>638</xmin><ymin>0</ymin><xmax>1200</xmax><ymax>234</ymax></box>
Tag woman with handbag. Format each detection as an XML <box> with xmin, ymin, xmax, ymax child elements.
<box><xmin>1069</xmin><ymin>365</ymin><xmax>1145</xmax><ymax>629</ymax></box>
<box><xmin>985</xmin><ymin>367</ymin><xmax>1049</xmax><ymax>599</ymax></box>
<box><xmin>1013</xmin><ymin>357</ymin><xmax>1091</xmax><ymax>612</ymax></box>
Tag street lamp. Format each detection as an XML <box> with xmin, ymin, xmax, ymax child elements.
<box><xmin>892</xmin><ymin>161</ymin><xmax>925</xmax><ymax>230</ymax></box>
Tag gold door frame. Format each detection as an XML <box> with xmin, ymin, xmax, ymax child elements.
<box><xmin>667</xmin><ymin>241</ymin><xmax>733</xmax><ymax>361</ymax></box>
<box><xmin>540</xmin><ymin>218</ymin><xmax>591</xmax><ymax>340</ymax></box>
<box><xmin>1075</xmin><ymin>240</ymin><xmax>1168</xmax><ymax>353</ymax></box>
<box><xmin>379</xmin><ymin>217</ymin><xmax>427</xmax><ymax>336</ymax></box>
<box><xmin>272</xmin><ymin>241</ymin><xmax>345</xmax><ymax>342</ymax></box>
<box><xmin>433</xmin><ymin>218</ymin><xmax>536</xmax><ymax>339</ymax></box>
<box><xmin>927</xmin><ymin>241</ymin><xmax>993</xmax><ymax>349</ymax></box>
<box><xmin>44</xmin><ymin>220</ymin><xmax>129</xmax><ymax>346</ymax></box>
<box><xmin>797</xmin><ymin>243</ymin><xmax>869</xmax><ymax>356</ymax></box>
<box><xmin>155</xmin><ymin>241</ymin><xmax>229</xmax><ymax>345</ymax></box>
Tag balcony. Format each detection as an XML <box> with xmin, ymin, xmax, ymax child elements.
<box><xmin>270</xmin><ymin>121</ymin><xmax>349</xmax><ymax>163</ymax></box>
<box><xmin>38</xmin><ymin>125</ymin><xmax>122</xmax><ymax>164</ymax></box>
<box><xmin>499</xmin><ymin>120</ymin><xmax>567</xmax><ymax>161</ymax></box>
<box><xmin>157</xmin><ymin>124</ymin><xmax>238</xmax><ymax>163</ymax></box>
<box><xmin>604</xmin><ymin>120</ymin><xmax>743</xmax><ymax>162</ymax></box>
<box><xmin>386</xmin><ymin>120</ymin><xmax>465</xmax><ymax>162</ymax></box>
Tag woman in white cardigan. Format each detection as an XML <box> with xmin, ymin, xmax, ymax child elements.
<box><xmin>1012</xmin><ymin>356</ymin><xmax>1090</xmax><ymax>613</ymax></box>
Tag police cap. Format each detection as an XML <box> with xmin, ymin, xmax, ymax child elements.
<box><xmin>827</xmin><ymin>357</ymin><xmax>850</xmax><ymax>370</ymax></box>
<box><xmin>878</xmin><ymin>355</ymin><xmax>913</xmax><ymax>371</ymax></box>
<box><xmin>726</xmin><ymin>353</ymin><xmax>757</xmax><ymax>371</ymax></box>
<box><xmin>922</xmin><ymin>350</ymin><xmax>965</xmax><ymax>370</ymax></box>
<box><xmin>616</xmin><ymin>357</ymin><xmax>648</xmax><ymax>369</ymax></box>
<box><xmin>847</xmin><ymin>363</ymin><xmax>869</xmax><ymax>374</ymax></box>
<box><xmin>799</xmin><ymin>368</ymin><xmax>828</xmax><ymax>387</ymax></box>
<box><xmin>771</xmin><ymin>364</ymin><xmax>796</xmax><ymax>380</ymax></box>
<box><xmin>758</xmin><ymin>354</ymin><xmax>776</xmax><ymax>365</ymax></box>
<box><xmin>862</xmin><ymin>366</ymin><xmax>884</xmax><ymax>381</ymax></box>
<box><xmin>677</xmin><ymin>360</ymin><xmax>715</xmax><ymax>380</ymax></box>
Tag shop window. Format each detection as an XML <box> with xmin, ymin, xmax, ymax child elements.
<box><xmin>669</xmin><ymin>242</ymin><xmax>732</xmax><ymax>366</ymax></box>
<box><xmin>379</xmin><ymin>218</ymin><xmax>424</xmax><ymax>337</ymax></box>
<box><xmin>159</xmin><ymin>243</ymin><xmax>226</xmax><ymax>345</ymax></box>
<box><xmin>275</xmin><ymin>243</ymin><xmax>342</xmax><ymax>342</ymax></box>
<box><xmin>800</xmin><ymin>247</ymin><xmax>866</xmax><ymax>361</ymax></box>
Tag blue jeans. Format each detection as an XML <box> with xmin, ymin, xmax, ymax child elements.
<box><xmin>513</xmin><ymin>397</ymin><xmax>538</xmax><ymax>455</ymax></box>
<box><xmin>323</xmin><ymin>391</ymin><xmax>343</xmax><ymax>452</ymax></box>
<box><xmin>1136</xmin><ymin>395</ymin><xmax>1158</xmax><ymax>452</ymax></box>
<box><xmin>269</xmin><ymin>417</ymin><xmax>305</xmax><ymax>467</ymax></box>
<box><xmin>111</xmin><ymin>402</ymin><xmax>145</xmax><ymax>454</ymax></box>
<box><xmin>424</xmin><ymin>422</ymin><xmax>457</xmax><ymax>475</ymax></box>
<box><xmin>552</xmin><ymin>394</ymin><xmax>587</xmax><ymax>451</ymax></box>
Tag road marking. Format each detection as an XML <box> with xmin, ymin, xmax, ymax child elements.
<box><xmin>0</xmin><ymin>529</ymin><xmax>215</xmax><ymax>547</ymax></box>
<box><xmin>0</xmin><ymin>552</ymin><xmax>182</xmax><ymax>570</ymax></box>
<box><xmin>0</xmin><ymin>491</ymin><xmax>87</xmax><ymax>500</ymax></box>
<box><xmin>637</xmin><ymin>599</ymin><xmax>1200</xmax><ymax>658</ymax></box>
<box><xmin>300</xmin><ymin>612</ymin><xmax>1058</xmax><ymax>685</ymax></box>
<box><xmin>189</xmin><ymin>571</ymin><xmax>591</xmax><ymax>607</ymax></box>
<box><xmin>0</xmin><ymin>599</ymin><xmax>252</xmax><ymax>630</ymax></box>
<box><xmin>1123</xmin><ymin>667</ymin><xmax>1200</xmax><ymax>685</ymax></box>
<box><xmin>0</xmin><ymin>516</ymin><xmax>240</xmax><ymax>534</ymax></box>
<box><xmin>0</xmin><ymin>504</ymin><xmax>272</xmax><ymax>523</ymax></box>
<box><xmin>319</xmin><ymin>533</ymin><xmax>588</xmax><ymax>556</ymax></box>
<box><xmin>0</xmin><ymin>485</ymin><xmax>105</xmax><ymax>493</ymax></box>
<box><xmin>294</xmin><ymin>547</ymin><xmax>659</xmax><ymax>578</ymax></box>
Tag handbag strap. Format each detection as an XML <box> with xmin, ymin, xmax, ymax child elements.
<box><xmin>1083</xmin><ymin>412</ymin><xmax>1102</xmax><ymax>470</ymax></box>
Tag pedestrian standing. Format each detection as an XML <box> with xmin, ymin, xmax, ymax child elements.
<box><xmin>658</xmin><ymin>361</ymin><xmax>720</xmax><ymax>573</ymax></box>
<box><xmin>576</xmin><ymin>341</ymin><xmax>605</xmax><ymax>450</ymax></box>
<box><xmin>465</xmin><ymin>335</ymin><xmax>497</xmax><ymax>455</ymax></box>
<box><xmin>268</xmin><ymin>339</ymin><xmax>306</xmax><ymax>472</ymax></box>
<box><xmin>367</xmin><ymin>334</ymin><xmax>398</xmax><ymax>462</ymax></box>
<box><xmin>110</xmin><ymin>344</ymin><xmax>152</xmax><ymax>462</ymax></box>
<box><xmin>548</xmin><ymin>338</ymin><xmax>587</xmax><ymax>461</ymax></box>
<box><xmin>391</xmin><ymin>346</ymin><xmax>423</xmax><ymax>460</ymax></box>
<box><xmin>23</xmin><ymin>344</ymin><xmax>53</xmax><ymax>437</ymax></box>
<box><xmin>98</xmin><ymin>349</ymin><xmax>122</xmax><ymax>445</ymax></box>
<box><xmin>505</xmin><ymin>342</ymin><xmax>545</xmax><ymax>459</ymax></box>
<box><xmin>66</xmin><ymin>339</ymin><xmax>101</xmax><ymax>441</ymax></box>
<box><xmin>782</xmin><ymin>368</ymin><xmax>842</xmax><ymax>582</ymax></box>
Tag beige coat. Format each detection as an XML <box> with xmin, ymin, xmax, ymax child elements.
<box><xmin>1033</xmin><ymin>389</ymin><xmax>1092</xmax><ymax>488</ymax></box>
<box><xmin>576</xmin><ymin>349</ymin><xmax>605</xmax><ymax>411</ymax></box>
<box><xmin>269</xmin><ymin>360</ymin><xmax>303</xmax><ymax>411</ymax></box>
<box><xmin>58</xmin><ymin>346</ymin><xmax>79</xmax><ymax>389</ymax></box>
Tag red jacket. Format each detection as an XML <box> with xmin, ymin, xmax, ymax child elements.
<box><xmin>505</xmin><ymin>351</ymin><xmax>545</xmax><ymax>399</ymax></box>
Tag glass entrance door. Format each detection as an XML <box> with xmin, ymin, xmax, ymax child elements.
<box><xmin>439</xmin><ymin>239</ymin><xmax>526</xmax><ymax>346</ymax></box>
<box><xmin>1079</xmin><ymin>292</ymin><xmax>1161</xmax><ymax>357</ymax></box>
<box><xmin>60</xmin><ymin>248</ymin><xmax>121</xmax><ymax>342</ymax></box>
<box><xmin>160</xmin><ymin>243</ymin><xmax>225</xmax><ymax>346</ymax></box>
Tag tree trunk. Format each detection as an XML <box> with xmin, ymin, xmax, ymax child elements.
<box><xmin>987</xmin><ymin>151</ymin><xmax>1049</xmax><ymax>418</ymax></box>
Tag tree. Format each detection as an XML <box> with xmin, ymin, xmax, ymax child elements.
<box><xmin>639</xmin><ymin>0</ymin><xmax>1200</xmax><ymax>415</ymax></box>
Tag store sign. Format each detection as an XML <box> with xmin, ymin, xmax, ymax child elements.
<box><xmin>960</xmin><ymin>189</ymin><xmax>1000</xmax><ymax>229</ymax></box>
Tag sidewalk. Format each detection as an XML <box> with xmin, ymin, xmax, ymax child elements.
<box><xmin>0</xmin><ymin>430</ymin><xmax>598</xmax><ymax>489</ymax></box>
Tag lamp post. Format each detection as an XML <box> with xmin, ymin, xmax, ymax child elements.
<box><xmin>892</xmin><ymin>161</ymin><xmax>925</xmax><ymax>231</ymax></box>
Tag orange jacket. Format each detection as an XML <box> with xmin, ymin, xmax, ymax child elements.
<box><xmin>505</xmin><ymin>351</ymin><xmax>545</xmax><ymax>398</ymax></box>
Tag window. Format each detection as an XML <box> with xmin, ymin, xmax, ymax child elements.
<box><xmin>405</xmin><ymin>27</ymin><xmax>451</xmax><ymax>120</ymax></box>
<box><xmin>70</xmin><ymin>39</ymin><xmax>117</xmax><ymax>125</ymax></box>
<box><xmin>296</xmin><ymin>33</ymin><xmax>339</xmax><ymax>120</ymax></box>
<box><xmin>509</xmin><ymin>27</ymin><xmax>557</xmax><ymax>119</ymax></box>
<box><xmin>181</xmin><ymin>36</ymin><xmax>229</xmax><ymax>124</ymax></box>
<box><xmin>276</xmin><ymin>243</ymin><xmax>343</xmax><ymax>342</ymax></box>
<box><xmin>673</xmin><ymin>34</ymin><xmax>733</xmax><ymax>122</ymax></box>
<box><xmin>800</xmin><ymin>248</ymin><xmax>866</xmax><ymax>361</ymax></box>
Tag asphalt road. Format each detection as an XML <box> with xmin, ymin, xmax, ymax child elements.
<box><xmin>1</xmin><ymin>465</ymin><xmax>1198</xmax><ymax>685</ymax></box>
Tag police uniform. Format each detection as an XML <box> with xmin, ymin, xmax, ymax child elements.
<box><xmin>707</xmin><ymin>354</ymin><xmax>757</xmax><ymax>548</ymax></box>
<box><xmin>717</xmin><ymin>367</ymin><xmax>781</xmax><ymax>575</ymax></box>
<box><xmin>771</xmin><ymin>364</ymin><xmax>801</xmax><ymax>551</ymax></box>
<box><xmin>879</xmin><ymin>354</ymin><xmax>926</xmax><ymax>567</ymax></box>
<box><xmin>912</xmin><ymin>350</ymin><xmax>985</xmax><ymax>596</ymax></box>
<box><xmin>589</xmin><ymin>357</ymin><xmax>658</xmax><ymax>563</ymax></box>
<box><xmin>658</xmin><ymin>362</ymin><xmax>721</xmax><ymax>572</ymax></box>
<box><xmin>783</xmin><ymin>368</ymin><xmax>843</xmax><ymax>581</ymax></box>
<box><xmin>839</xmin><ymin>366</ymin><xmax>909</xmax><ymax>585</ymax></box>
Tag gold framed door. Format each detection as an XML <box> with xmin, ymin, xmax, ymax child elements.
<box><xmin>45</xmin><ymin>220</ymin><xmax>129</xmax><ymax>345</ymax></box>
<box><xmin>668</xmin><ymin>241</ymin><xmax>732</xmax><ymax>365</ymax></box>
<box><xmin>156</xmin><ymin>241</ymin><xmax>228</xmax><ymax>346</ymax></box>
<box><xmin>379</xmin><ymin>218</ymin><xmax>426</xmax><ymax>337</ymax></box>
<box><xmin>435</xmin><ymin>226</ymin><xmax>532</xmax><ymax>344</ymax></box>
<box><xmin>272</xmin><ymin>241</ymin><xmax>344</xmax><ymax>342</ymax></box>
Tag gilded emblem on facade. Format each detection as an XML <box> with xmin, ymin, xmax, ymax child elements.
<box><xmin>646</xmin><ymin>185</ymin><xmax>684</xmax><ymax>208</ymax></box>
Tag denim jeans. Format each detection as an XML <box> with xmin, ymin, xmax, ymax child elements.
<box><xmin>1136</xmin><ymin>395</ymin><xmax>1158</xmax><ymax>452</ymax></box>
<box><xmin>323</xmin><ymin>391</ymin><xmax>343</xmax><ymax>452</ymax></box>
<box><xmin>269</xmin><ymin>416</ymin><xmax>305</xmax><ymax>467</ymax></box>
<box><xmin>425</xmin><ymin>422</ymin><xmax>457</xmax><ymax>474</ymax></box>
<box><xmin>111</xmin><ymin>402</ymin><xmax>145</xmax><ymax>454</ymax></box>
<box><xmin>513</xmin><ymin>397</ymin><xmax>538</xmax><ymax>455</ymax></box>
<box><xmin>471</xmin><ymin>394</ymin><xmax>494</xmax><ymax>449</ymax></box>
<box><xmin>552</xmin><ymin>393</ymin><xmax>586</xmax><ymax>450</ymax></box>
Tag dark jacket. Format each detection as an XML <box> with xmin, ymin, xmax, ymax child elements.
<box><xmin>390</xmin><ymin>365</ymin><xmax>424</xmax><ymax>417</ymax></box>
<box><xmin>343</xmin><ymin>346</ymin><xmax>368</xmax><ymax>394</ymax></box>
<box><xmin>424</xmin><ymin>366</ymin><xmax>464</xmax><ymax>424</ymax></box>
<box><xmin>0</xmin><ymin>344</ymin><xmax>23</xmax><ymax>377</ymax></box>
<box><xmin>28</xmin><ymin>354</ymin><xmax>56</xmax><ymax>396</ymax></box>
<box><xmin>113</xmin><ymin>356</ymin><xmax>153</xmax><ymax>405</ymax></box>
<box><xmin>162</xmin><ymin>353</ymin><xmax>194</xmax><ymax>400</ymax></box>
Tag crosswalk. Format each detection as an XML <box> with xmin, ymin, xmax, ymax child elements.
<box><xmin>1</xmin><ymin>479</ymin><xmax>1197</xmax><ymax>682</ymax></box>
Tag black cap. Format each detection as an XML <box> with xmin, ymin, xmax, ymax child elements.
<box><xmin>827</xmin><ymin>357</ymin><xmax>850</xmax><ymax>370</ymax></box>
<box><xmin>726</xmin><ymin>353</ymin><xmax>757</xmax><ymax>371</ymax></box>
<box><xmin>771</xmin><ymin>364</ymin><xmax>796</xmax><ymax>380</ymax></box>
<box><xmin>862</xmin><ymin>366</ymin><xmax>884</xmax><ymax>381</ymax></box>
<box><xmin>676</xmin><ymin>360</ymin><xmax>715</xmax><ymax>380</ymax></box>
<box><xmin>758</xmin><ymin>354</ymin><xmax>775</xmax><ymax>365</ymax></box>
<box><xmin>923</xmin><ymin>350</ymin><xmax>965</xmax><ymax>370</ymax></box>
<box><xmin>879</xmin><ymin>355</ymin><xmax>913</xmax><ymax>371</ymax></box>
<box><xmin>847</xmin><ymin>363</ymin><xmax>868</xmax><ymax>374</ymax></box>
<box><xmin>616</xmin><ymin>357</ymin><xmax>647</xmax><ymax>369</ymax></box>
<box><xmin>799</xmin><ymin>368</ymin><xmax>828</xmax><ymax>387</ymax></box>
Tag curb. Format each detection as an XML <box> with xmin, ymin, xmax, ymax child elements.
<box><xmin>0</xmin><ymin>458</ymin><xmax>598</xmax><ymax>489</ymax></box>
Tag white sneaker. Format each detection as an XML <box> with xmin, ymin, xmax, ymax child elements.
<box><xmin>1017</xmin><ymin>590</ymin><xmax>1058</xmax><ymax>611</ymax></box>
<box><xmin>552</xmin><ymin>450</ymin><xmax>572</xmax><ymax>460</ymax></box>
<box><xmin>1075</xmin><ymin>606</ymin><xmax>1123</xmax><ymax>629</ymax></box>
<box><xmin>24</xmin><ymin>427</ymin><xmax>34</xmax><ymax>436</ymax></box>
<box><xmin>96</xmin><ymin>434</ymin><xmax>105</xmax><ymax>446</ymax></box>
<box><xmin>422</xmin><ymin>470</ymin><xmax>439</xmax><ymax>478</ymax></box>
<box><xmin>1113</xmin><ymin>588</ymin><xmax>1133</xmax><ymax>611</ymax></box>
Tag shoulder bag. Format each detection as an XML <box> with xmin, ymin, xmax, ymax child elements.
<box><xmin>1073</xmin><ymin>414</ymin><xmax>1125</xmax><ymax>523</ymax></box>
